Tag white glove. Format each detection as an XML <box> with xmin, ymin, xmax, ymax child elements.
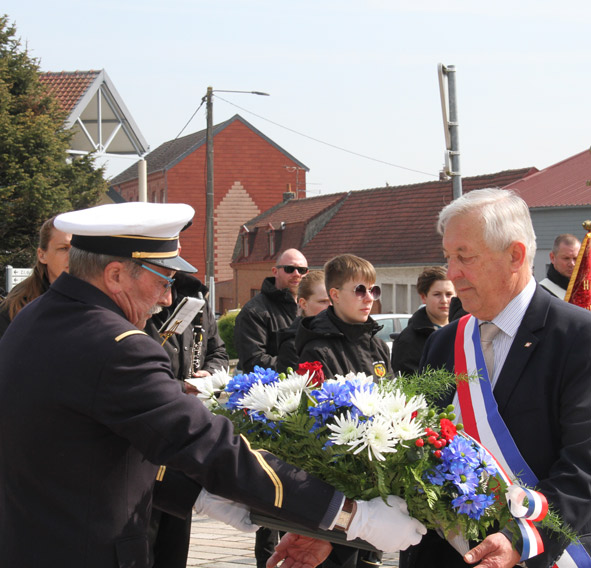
<box><xmin>346</xmin><ymin>495</ymin><xmax>426</xmax><ymax>552</ymax></box>
<box><xmin>194</xmin><ymin>489</ymin><xmax>259</xmax><ymax>533</ymax></box>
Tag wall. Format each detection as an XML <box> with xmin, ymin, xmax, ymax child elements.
<box><xmin>376</xmin><ymin>265</ymin><xmax>439</xmax><ymax>314</ymax></box>
<box><xmin>531</xmin><ymin>206</ymin><xmax>591</xmax><ymax>281</ymax></box>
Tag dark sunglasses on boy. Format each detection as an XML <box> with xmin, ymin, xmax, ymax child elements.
<box><xmin>276</xmin><ymin>265</ymin><xmax>309</xmax><ymax>275</ymax></box>
<box><xmin>349</xmin><ymin>283</ymin><xmax>381</xmax><ymax>300</ymax></box>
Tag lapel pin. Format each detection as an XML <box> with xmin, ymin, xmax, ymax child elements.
<box><xmin>524</xmin><ymin>342</ymin><xmax>532</xmax><ymax>348</ymax></box>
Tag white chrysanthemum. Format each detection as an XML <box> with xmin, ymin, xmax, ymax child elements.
<box><xmin>350</xmin><ymin>417</ymin><xmax>398</xmax><ymax>461</ymax></box>
<box><xmin>350</xmin><ymin>386</ymin><xmax>383</xmax><ymax>417</ymax></box>
<box><xmin>275</xmin><ymin>389</ymin><xmax>304</xmax><ymax>416</ymax></box>
<box><xmin>277</xmin><ymin>373</ymin><xmax>313</xmax><ymax>394</ymax></box>
<box><xmin>327</xmin><ymin>410</ymin><xmax>363</xmax><ymax>445</ymax></box>
<box><xmin>379</xmin><ymin>389</ymin><xmax>409</xmax><ymax>417</ymax></box>
<box><xmin>209</xmin><ymin>367</ymin><xmax>232</xmax><ymax>391</ymax></box>
<box><xmin>239</xmin><ymin>382</ymin><xmax>279</xmax><ymax>415</ymax></box>
<box><xmin>392</xmin><ymin>413</ymin><xmax>424</xmax><ymax>441</ymax></box>
<box><xmin>379</xmin><ymin>389</ymin><xmax>428</xmax><ymax>421</ymax></box>
<box><xmin>334</xmin><ymin>371</ymin><xmax>374</xmax><ymax>387</ymax></box>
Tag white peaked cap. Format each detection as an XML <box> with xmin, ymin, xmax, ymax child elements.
<box><xmin>55</xmin><ymin>202</ymin><xmax>197</xmax><ymax>273</ymax></box>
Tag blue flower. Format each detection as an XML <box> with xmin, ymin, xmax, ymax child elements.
<box><xmin>225</xmin><ymin>367</ymin><xmax>279</xmax><ymax>409</ymax></box>
<box><xmin>476</xmin><ymin>447</ymin><xmax>498</xmax><ymax>476</ymax></box>
<box><xmin>444</xmin><ymin>460</ymin><xmax>480</xmax><ymax>495</ymax></box>
<box><xmin>442</xmin><ymin>436</ymin><xmax>481</xmax><ymax>469</ymax></box>
<box><xmin>452</xmin><ymin>493</ymin><xmax>496</xmax><ymax>520</ymax></box>
<box><xmin>425</xmin><ymin>465</ymin><xmax>447</xmax><ymax>486</ymax></box>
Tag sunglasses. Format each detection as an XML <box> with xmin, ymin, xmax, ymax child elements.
<box><xmin>135</xmin><ymin>262</ymin><xmax>175</xmax><ymax>291</ymax></box>
<box><xmin>348</xmin><ymin>283</ymin><xmax>381</xmax><ymax>300</ymax></box>
<box><xmin>276</xmin><ymin>265</ymin><xmax>309</xmax><ymax>275</ymax></box>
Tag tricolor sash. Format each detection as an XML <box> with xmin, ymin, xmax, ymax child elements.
<box><xmin>453</xmin><ymin>314</ymin><xmax>590</xmax><ymax>566</ymax></box>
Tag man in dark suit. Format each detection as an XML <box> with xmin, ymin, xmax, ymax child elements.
<box><xmin>0</xmin><ymin>202</ymin><xmax>425</xmax><ymax>568</ymax></box>
<box><xmin>401</xmin><ymin>188</ymin><xmax>591</xmax><ymax>568</ymax></box>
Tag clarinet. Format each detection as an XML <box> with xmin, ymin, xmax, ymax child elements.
<box><xmin>190</xmin><ymin>323</ymin><xmax>204</xmax><ymax>377</ymax></box>
<box><xmin>189</xmin><ymin>295</ymin><xmax>205</xmax><ymax>378</ymax></box>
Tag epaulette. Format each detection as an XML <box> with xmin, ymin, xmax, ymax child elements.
<box><xmin>114</xmin><ymin>330</ymin><xmax>148</xmax><ymax>342</ymax></box>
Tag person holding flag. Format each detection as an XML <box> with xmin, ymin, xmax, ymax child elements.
<box><xmin>401</xmin><ymin>188</ymin><xmax>591</xmax><ymax>568</ymax></box>
<box><xmin>565</xmin><ymin>220</ymin><xmax>591</xmax><ymax>310</ymax></box>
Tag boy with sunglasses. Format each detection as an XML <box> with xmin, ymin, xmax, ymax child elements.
<box><xmin>295</xmin><ymin>254</ymin><xmax>392</xmax><ymax>568</ymax></box>
<box><xmin>296</xmin><ymin>253</ymin><xmax>392</xmax><ymax>383</ymax></box>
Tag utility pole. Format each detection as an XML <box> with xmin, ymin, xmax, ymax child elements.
<box><xmin>203</xmin><ymin>88</ymin><xmax>270</xmax><ymax>311</ymax></box>
<box><xmin>205</xmin><ymin>87</ymin><xmax>214</xmax><ymax>293</ymax></box>
<box><xmin>438</xmin><ymin>64</ymin><xmax>462</xmax><ymax>198</ymax></box>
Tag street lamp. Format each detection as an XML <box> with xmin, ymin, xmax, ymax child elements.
<box><xmin>204</xmin><ymin>87</ymin><xmax>270</xmax><ymax>307</ymax></box>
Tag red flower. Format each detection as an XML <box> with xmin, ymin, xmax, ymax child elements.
<box><xmin>296</xmin><ymin>361</ymin><xmax>325</xmax><ymax>387</ymax></box>
<box><xmin>439</xmin><ymin>418</ymin><xmax>457</xmax><ymax>442</ymax></box>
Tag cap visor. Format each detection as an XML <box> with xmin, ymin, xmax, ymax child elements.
<box><xmin>144</xmin><ymin>256</ymin><xmax>197</xmax><ymax>273</ymax></box>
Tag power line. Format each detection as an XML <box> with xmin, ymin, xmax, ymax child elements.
<box><xmin>214</xmin><ymin>94</ymin><xmax>438</xmax><ymax>178</ymax></box>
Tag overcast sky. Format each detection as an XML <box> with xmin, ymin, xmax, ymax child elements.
<box><xmin>4</xmin><ymin>1</ymin><xmax>591</xmax><ymax>195</ymax></box>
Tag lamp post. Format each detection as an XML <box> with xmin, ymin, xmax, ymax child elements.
<box><xmin>204</xmin><ymin>87</ymin><xmax>270</xmax><ymax>307</ymax></box>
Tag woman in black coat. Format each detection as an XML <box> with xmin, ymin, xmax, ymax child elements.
<box><xmin>391</xmin><ymin>266</ymin><xmax>455</xmax><ymax>376</ymax></box>
<box><xmin>276</xmin><ymin>270</ymin><xmax>329</xmax><ymax>373</ymax></box>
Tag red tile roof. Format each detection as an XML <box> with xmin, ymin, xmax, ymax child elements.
<box><xmin>39</xmin><ymin>71</ymin><xmax>100</xmax><ymax>115</ymax></box>
<box><xmin>234</xmin><ymin>168</ymin><xmax>536</xmax><ymax>267</ymax></box>
<box><xmin>504</xmin><ymin>149</ymin><xmax>591</xmax><ymax>208</ymax></box>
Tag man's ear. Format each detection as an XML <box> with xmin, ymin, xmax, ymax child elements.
<box><xmin>510</xmin><ymin>241</ymin><xmax>527</xmax><ymax>270</ymax></box>
<box><xmin>271</xmin><ymin>266</ymin><xmax>279</xmax><ymax>277</ymax></box>
<box><xmin>103</xmin><ymin>261</ymin><xmax>127</xmax><ymax>294</ymax></box>
<box><xmin>329</xmin><ymin>287</ymin><xmax>339</xmax><ymax>304</ymax></box>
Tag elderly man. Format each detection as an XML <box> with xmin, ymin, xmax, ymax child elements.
<box><xmin>0</xmin><ymin>202</ymin><xmax>425</xmax><ymax>568</ymax></box>
<box><xmin>400</xmin><ymin>189</ymin><xmax>591</xmax><ymax>568</ymax></box>
<box><xmin>539</xmin><ymin>233</ymin><xmax>581</xmax><ymax>299</ymax></box>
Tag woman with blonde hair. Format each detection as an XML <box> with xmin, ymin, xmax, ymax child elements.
<box><xmin>0</xmin><ymin>216</ymin><xmax>71</xmax><ymax>337</ymax></box>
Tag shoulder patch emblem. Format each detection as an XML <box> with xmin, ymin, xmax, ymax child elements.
<box><xmin>114</xmin><ymin>330</ymin><xmax>148</xmax><ymax>342</ymax></box>
<box><xmin>374</xmin><ymin>363</ymin><xmax>387</xmax><ymax>378</ymax></box>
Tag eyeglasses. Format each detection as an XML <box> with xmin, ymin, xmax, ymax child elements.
<box><xmin>136</xmin><ymin>262</ymin><xmax>175</xmax><ymax>291</ymax></box>
<box><xmin>276</xmin><ymin>265</ymin><xmax>309</xmax><ymax>275</ymax></box>
<box><xmin>345</xmin><ymin>284</ymin><xmax>381</xmax><ymax>300</ymax></box>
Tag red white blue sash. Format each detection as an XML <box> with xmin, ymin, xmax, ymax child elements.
<box><xmin>453</xmin><ymin>314</ymin><xmax>590</xmax><ymax>567</ymax></box>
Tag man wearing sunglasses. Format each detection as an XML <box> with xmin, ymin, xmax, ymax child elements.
<box><xmin>234</xmin><ymin>248</ymin><xmax>309</xmax><ymax>375</ymax></box>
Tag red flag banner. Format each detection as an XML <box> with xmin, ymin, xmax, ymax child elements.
<box><xmin>565</xmin><ymin>221</ymin><xmax>591</xmax><ymax>309</ymax></box>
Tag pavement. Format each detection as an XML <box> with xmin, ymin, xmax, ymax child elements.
<box><xmin>187</xmin><ymin>513</ymin><xmax>400</xmax><ymax>567</ymax></box>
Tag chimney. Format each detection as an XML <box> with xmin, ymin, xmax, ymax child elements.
<box><xmin>283</xmin><ymin>183</ymin><xmax>295</xmax><ymax>202</ymax></box>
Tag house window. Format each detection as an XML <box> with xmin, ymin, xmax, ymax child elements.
<box><xmin>396</xmin><ymin>284</ymin><xmax>408</xmax><ymax>313</ymax></box>
<box><xmin>268</xmin><ymin>230</ymin><xmax>275</xmax><ymax>257</ymax></box>
<box><xmin>240</xmin><ymin>225</ymin><xmax>251</xmax><ymax>257</ymax></box>
<box><xmin>242</xmin><ymin>233</ymin><xmax>250</xmax><ymax>257</ymax></box>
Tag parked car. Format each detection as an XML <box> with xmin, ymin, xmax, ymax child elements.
<box><xmin>372</xmin><ymin>313</ymin><xmax>411</xmax><ymax>353</ymax></box>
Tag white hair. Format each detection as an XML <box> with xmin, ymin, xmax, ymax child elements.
<box><xmin>437</xmin><ymin>188</ymin><xmax>536</xmax><ymax>267</ymax></box>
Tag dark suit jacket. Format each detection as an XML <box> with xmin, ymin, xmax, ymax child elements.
<box><xmin>410</xmin><ymin>286</ymin><xmax>591</xmax><ymax>568</ymax></box>
<box><xmin>0</xmin><ymin>273</ymin><xmax>340</xmax><ymax>568</ymax></box>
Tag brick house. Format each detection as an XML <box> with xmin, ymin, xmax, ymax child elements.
<box><xmin>504</xmin><ymin>149</ymin><xmax>591</xmax><ymax>281</ymax></box>
<box><xmin>110</xmin><ymin>114</ymin><xmax>308</xmax><ymax>312</ymax></box>
<box><xmin>231</xmin><ymin>168</ymin><xmax>536</xmax><ymax>314</ymax></box>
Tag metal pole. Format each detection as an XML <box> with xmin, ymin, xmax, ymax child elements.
<box><xmin>138</xmin><ymin>159</ymin><xmax>147</xmax><ymax>202</ymax></box>
<box><xmin>205</xmin><ymin>87</ymin><xmax>214</xmax><ymax>286</ymax></box>
<box><xmin>446</xmin><ymin>66</ymin><xmax>462</xmax><ymax>199</ymax></box>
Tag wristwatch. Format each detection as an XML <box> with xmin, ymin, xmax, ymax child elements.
<box><xmin>333</xmin><ymin>497</ymin><xmax>356</xmax><ymax>532</ymax></box>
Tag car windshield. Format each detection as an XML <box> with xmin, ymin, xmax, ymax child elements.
<box><xmin>374</xmin><ymin>316</ymin><xmax>409</xmax><ymax>342</ymax></box>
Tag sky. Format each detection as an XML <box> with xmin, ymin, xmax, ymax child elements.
<box><xmin>4</xmin><ymin>1</ymin><xmax>591</xmax><ymax>196</ymax></box>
